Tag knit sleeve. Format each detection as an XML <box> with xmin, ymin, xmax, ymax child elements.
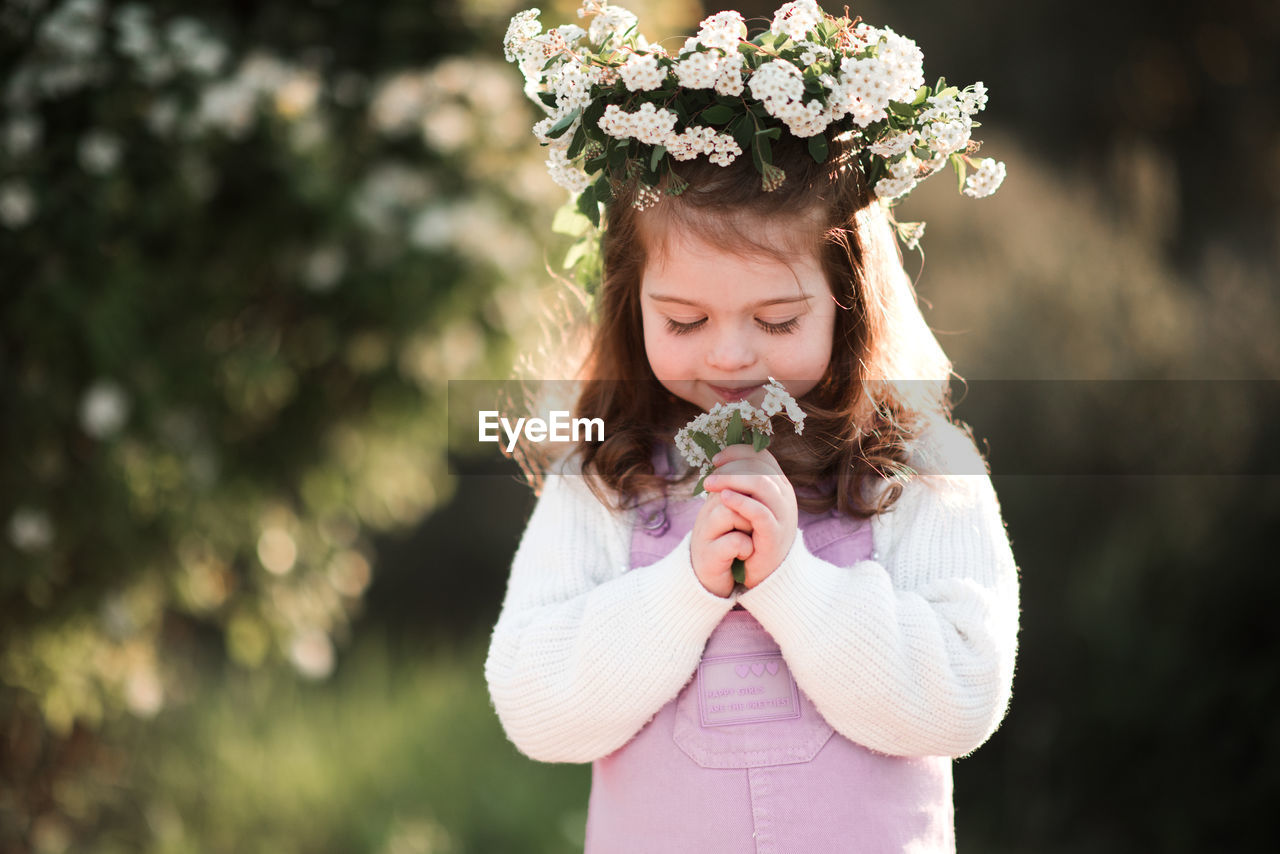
<box><xmin>484</xmin><ymin>470</ymin><xmax>736</xmax><ymax>763</ymax></box>
<box><xmin>736</xmin><ymin>423</ymin><xmax>1020</xmax><ymax>758</ymax></box>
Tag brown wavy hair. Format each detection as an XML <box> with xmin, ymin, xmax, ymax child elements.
<box><xmin>527</xmin><ymin>134</ymin><xmax>952</xmax><ymax>518</ymax></box>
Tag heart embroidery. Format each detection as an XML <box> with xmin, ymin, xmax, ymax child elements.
<box><xmin>765</xmin><ymin>661</ymin><xmax>779</xmax><ymax>676</ymax></box>
<box><xmin>735</xmin><ymin>664</ymin><xmax>750</xmax><ymax>678</ymax></box>
<box><xmin>751</xmin><ymin>663</ymin><xmax>766</xmax><ymax>677</ymax></box>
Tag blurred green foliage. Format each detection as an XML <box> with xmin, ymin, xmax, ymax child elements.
<box><xmin>2</xmin><ymin>0</ymin><xmax>1279</xmax><ymax>852</ymax></box>
<box><xmin>1</xmin><ymin>0</ymin><xmax>563</xmax><ymax>846</ymax></box>
<box><xmin>97</xmin><ymin>639</ymin><xmax>591</xmax><ymax>854</ymax></box>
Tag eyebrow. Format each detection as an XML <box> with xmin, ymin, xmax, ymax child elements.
<box><xmin>646</xmin><ymin>294</ymin><xmax>813</xmax><ymax>309</ymax></box>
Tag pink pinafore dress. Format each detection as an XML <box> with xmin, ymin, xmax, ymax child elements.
<box><xmin>584</xmin><ymin>449</ymin><xmax>955</xmax><ymax>853</ymax></box>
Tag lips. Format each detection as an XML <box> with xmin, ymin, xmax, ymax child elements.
<box><xmin>708</xmin><ymin>382</ymin><xmax>763</xmax><ymax>403</ymax></box>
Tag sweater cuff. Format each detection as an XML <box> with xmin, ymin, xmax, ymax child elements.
<box><xmin>636</xmin><ymin>531</ymin><xmax>738</xmax><ymax>648</ymax></box>
<box><xmin>736</xmin><ymin>529</ymin><xmax>871</xmax><ymax>641</ymax></box>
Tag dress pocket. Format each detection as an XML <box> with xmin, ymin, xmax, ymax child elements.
<box><xmin>672</xmin><ymin>613</ymin><xmax>833</xmax><ymax>769</ymax></box>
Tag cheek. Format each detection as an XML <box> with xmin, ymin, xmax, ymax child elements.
<box><xmin>640</xmin><ymin>309</ymin><xmax>675</xmax><ymax>376</ymax></box>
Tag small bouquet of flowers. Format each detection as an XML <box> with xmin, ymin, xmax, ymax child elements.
<box><xmin>674</xmin><ymin>378</ymin><xmax>806</xmax><ymax>584</ymax></box>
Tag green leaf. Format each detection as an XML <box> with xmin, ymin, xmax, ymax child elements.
<box><xmin>547</xmin><ymin>109</ymin><xmax>581</xmax><ymax>140</ymax></box>
<box><xmin>731</xmin><ymin>559</ymin><xmax>746</xmax><ymax>586</ymax></box>
<box><xmin>607</xmin><ymin>141</ymin><xmax>629</xmax><ymax>173</ymax></box>
<box><xmin>689</xmin><ymin>430</ymin><xmax>722</xmax><ymax>461</ymax></box>
<box><xmin>594</xmin><ymin>175</ymin><xmax>613</xmax><ymax>206</ymax></box>
<box><xmin>725</xmin><ymin>410</ymin><xmax>743</xmax><ymax>446</ymax></box>
<box><xmin>649</xmin><ymin>144</ymin><xmax>666</xmax><ymax>172</ymax></box>
<box><xmin>583</xmin><ymin>97</ymin><xmax>608</xmax><ymax>129</ymax></box>
<box><xmin>953</xmin><ymin>154</ymin><xmax>967</xmax><ymax>193</ymax></box>
<box><xmin>551</xmin><ymin>203</ymin><xmax>591</xmax><ymax>237</ymax></box>
<box><xmin>700</xmin><ymin>104</ymin><xmax>735</xmax><ymax>125</ymax></box>
<box><xmin>538</xmin><ymin>91</ymin><xmax>558</xmax><ymax>109</ymax></box>
<box><xmin>752</xmin><ymin>430</ymin><xmax>770</xmax><ymax>452</ymax></box>
<box><xmin>577</xmin><ymin>182</ymin><xmax>599</xmax><ymax>227</ymax></box>
<box><xmin>807</xmin><ymin>134</ymin><xmax>829</xmax><ymax>164</ymax></box>
<box><xmin>694</xmin><ymin>473</ymin><xmax>709</xmax><ymax>495</ymax></box>
<box><xmin>566</xmin><ymin>125</ymin><xmax>587</xmax><ymax>159</ymax></box>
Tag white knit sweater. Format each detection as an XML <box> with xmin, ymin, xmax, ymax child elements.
<box><xmin>484</xmin><ymin>422</ymin><xmax>1020</xmax><ymax>763</ymax></box>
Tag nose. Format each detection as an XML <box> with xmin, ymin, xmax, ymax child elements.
<box><xmin>705</xmin><ymin>328</ymin><xmax>756</xmax><ymax>372</ymax></box>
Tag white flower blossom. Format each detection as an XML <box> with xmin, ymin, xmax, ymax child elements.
<box><xmin>960</xmin><ymin>81</ymin><xmax>988</xmax><ymax>115</ymax></box>
<box><xmin>870</xmin><ymin>130</ymin><xmax>916</xmax><ymax>158</ymax></box>
<box><xmin>619</xmin><ymin>52</ymin><xmax>665</xmax><ymax>91</ymax></box>
<box><xmin>38</xmin><ymin>0</ymin><xmax>103</xmax><ymax>59</ymax></box>
<box><xmin>695</xmin><ymin>11</ymin><xmax>745</xmax><ymax>53</ymax></box>
<box><xmin>303</xmin><ymin>246</ymin><xmax>346</xmax><ymax>292</ymax></box>
<box><xmin>167</xmin><ymin>17</ymin><xmax>227</xmax><ymax>76</ymax></box>
<box><xmin>771</xmin><ymin>0</ymin><xmax>823</xmax><ymax>42</ymax></box>
<box><xmin>714</xmin><ymin>52</ymin><xmax>745</xmax><ymax>97</ymax></box>
<box><xmin>706</xmin><ymin>133</ymin><xmax>742</xmax><ymax>167</ymax></box>
<box><xmin>0</xmin><ymin>181</ymin><xmax>36</xmax><ymax>228</ymax></box>
<box><xmin>963</xmin><ymin>158</ymin><xmax>1006</xmax><ymax>198</ymax></box>
<box><xmin>674</xmin><ymin>51</ymin><xmax>722</xmax><ymax>90</ymax></box>
<box><xmin>80</xmin><ymin>379</ymin><xmax>131</xmax><ymax>439</ymax></box>
<box><xmin>674</xmin><ymin>378</ymin><xmax>805</xmax><ymax>475</ymax></box>
<box><xmin>196</xmin><ymin>80</ymin><xmax>257</xmax><ymax>137</ymax></box>
<box><xmin>503</xmin><ymin>9</ymin><xmax>542</xmax><ymax>63</ymax></box>
<box><xmin>587</xmin><ymin>4</ymin><xmax>638</xmax><ymax>46</ymax></box>
<box><xmin>546</xmin><ymin>147</ymin><xmax>591</xmax><ymax>193</ymax></box>
<box><xmin>895</xmin><ymin>220</ymin><xmax>926</xmax><ymax>251</ymax></box>
<box><xmin>78</xmin><ymin>130</ymin><xmax>122</xmax><ymax>174</ymax></box>
<box><xmin>9</xmin><ymin>508</ymin><xmax>54</xmax><ymax>553</ymax></box>
<box><xmin>875</xmin><ymin>156</ymin><xmax>919</xmax><ymax>200</ymax></box>
<box><xmin>114</xmin><ymin>4</ymin><xmax>157</xmax><ymax>60</ymax></box>
<box><xmin>597</xmin><ymin>101</ymin><xmax>676</xmax><ymax>145</ymax></box>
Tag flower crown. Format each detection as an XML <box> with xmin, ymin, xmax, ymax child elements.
<box><xmin>504</xmin><ymin>0</ymin><xmax>1005</xmax><ymax>260</ymax></box>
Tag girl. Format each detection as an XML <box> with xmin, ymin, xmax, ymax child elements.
<box><xmin>489</xmin><ymin>3</ymin><xmax>1018</xmax><ymax>851</ymax></box>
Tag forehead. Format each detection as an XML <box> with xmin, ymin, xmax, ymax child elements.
<box><xmin>640</xmin><ymin>221</ymin><xmax>828</xmax><ymax>307</ymax></box>
<box><xmin>638</xmin><ymin>206</ymin><xmax>822</xmax><ymax>268</ymax></box>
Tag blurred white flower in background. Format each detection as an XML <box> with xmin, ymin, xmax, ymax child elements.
<box><xmin>38</xmin><ymin>0</ymin><xmax>103</xmax><ymax>60</ymax></box>
<box><xmin>303</xmin><ymin>245</ymin><xmax>347</xmax><ymax>293</ymax></box>
<box><xmin>8</xmin><ymin>508</ymin><xmax>54</xmax><ymax>553</ymax></box>
<box><xmin>257</xmin><ymin>527</ymin><xmax>298</xmax><ymax>575</ymax></box>
<box><xmin>274</xmin><ymin>69</ymin><xmax>321</xmax><ymax>118</ymax></box>
<box><xmin>167</xmin><ymin>17</ymin><xmax>228</xmax><ymax>77</ymax></box>
<box><xmin>5</xmin><ymin>114</ymin><xmax>41</xmax><ymax>157</ymax></box>
<box><xmin>196</xmin><ymin>79</ymin><xmax>257</xmax><ymax>137</ymax></box>
<box><xmin>124</xmin><ymin>665</ymin><xmax>164</xmax><ymax>717</ymax></box>
<box><xmin>113</xmin><ymin>3</ymin><xmax>157</xmax><ymax>60</ymax></box>
<box><xmin>0</xmin><ymin>181</ymin><xmax>36</xmax><ymax>228</ymax></box>
<box><xmin>145</xmin><ymin>96</ymin><xmax>179</xmax><ymax>136</ymax></box>
<box><xmin>352</xmin><ymin>162</ymin><xmax>433</xmax><ymax>235</ymax></box>
<box><xmin>289</xmin><ymin>629</ymin><xmax>335</xmax><ymax>680</ymax></box>
<box><xmin>79</xmin><ymin>379</ymin><xmax>131</xmax><ymax>438</ymax></box>
<box><xmin>370</xmin><ymin>72</ymin><xmax>428</xmax><ymax>135</ymax></box>
<box><xmin>78</xmin><ymin>129</ymin><xmax>122</xmax><ymax>174</ymax></box>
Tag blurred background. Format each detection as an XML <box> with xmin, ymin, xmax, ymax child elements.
<box><xmin>1</xmin><ymin>0</ymin><xmax>1277</xmax><ymax>851</ymax></box>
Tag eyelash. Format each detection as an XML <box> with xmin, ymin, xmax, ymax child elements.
<box><xmin>665</xmin><ymin>317</ymin><xmax>800</xmax><ymax>336</ymax></box>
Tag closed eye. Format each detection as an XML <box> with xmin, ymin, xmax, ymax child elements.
<box><xmin>665</xmin><ymin>317</ymin><xmax>706</xmax><ymax>335</ymax></box>
<box><xmin>758</xmin><ymin>317</ymin><xmax>800</xmax><ymax>335</ymax></box>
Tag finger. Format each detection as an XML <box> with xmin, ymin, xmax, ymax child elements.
<box><xmin>696</xmin><ymin>495</ymin><xmax>754</xmax><ymax>539</ymax></box>
<box><xmin>712</xmin><ymin>531</ymin><xmax>753</xmax><ymax>565</ymax></box>
<box><xmin>716</xmin><ymin>486</ymin><xmax>773</xmax><ymax>535</ymax></box>
<box><xmin>703</xmin><ymin>472</ymin><xmax>787</xmax><ymax>509</ymax></box>
<box><xmin>711</xmin><ymin>444</ymin><xmax>778</xmax><ymax>469</ymax></box>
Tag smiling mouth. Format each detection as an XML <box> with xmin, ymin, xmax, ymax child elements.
<box><xmin>708</xmin><ymin>383</ymin><xmax>763</xmax><ymax>403</ymax></box>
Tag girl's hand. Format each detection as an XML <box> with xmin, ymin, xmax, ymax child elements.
<box><xmin>690</xmin><ymin>491</ymin><xmax>754</xmax><ymax>598</ymax></box>
<box><xmin>701</xmin><ymin>445</ymin><xmax>798</xmax><ymax>589</ymax></box>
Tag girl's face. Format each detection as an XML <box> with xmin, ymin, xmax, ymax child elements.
<box><xmin>639</xmin><ymin>220</ymin><xmax>836</xmax><ymax>413</ymax></box>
